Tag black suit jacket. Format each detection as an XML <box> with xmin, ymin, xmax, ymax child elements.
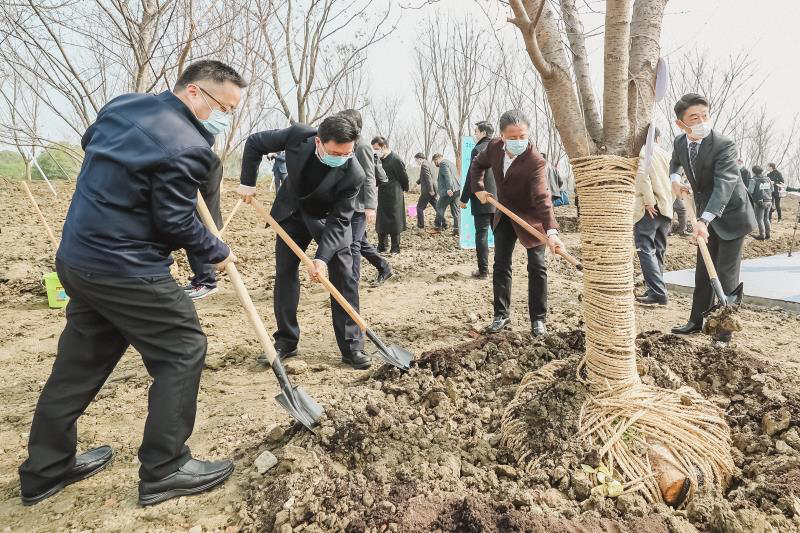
<box><xmin>669</xmin><ymin>131</ymin><xmax>756</xmax><ymax>240</ymax></box>
<box><xmin>240</xmin><ymin>124</ymin><xmax>364</xmax><ymax>262</ymax></box>
<box><xmin>460</xmin><ymin>136</ymin><xmax>497</xmax><ymax>215</ymax></box>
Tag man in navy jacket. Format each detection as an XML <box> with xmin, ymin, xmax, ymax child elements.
<box><xmin>18</xmin><ymin>60</ymin><xmax>246</xmax><ymax>507</ymax></box>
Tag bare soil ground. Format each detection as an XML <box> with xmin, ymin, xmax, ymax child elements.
<box><xmin>1</xmin><ymin>180</ymin><xmax>798</xmax><ymax>532</ymax></box>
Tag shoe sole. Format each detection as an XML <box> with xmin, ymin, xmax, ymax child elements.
<box><xmin>484</xmin><ymin>322</ymin><xmax>510</xmax><ymax>334</ymax></box>
<box><xmin>341</xmin><ymin>358</ymin><xmax>372</xmax><ymax>370</ymax></box>
<box><xmin>189</xmin><ymin>287</ymin><xmax>218</xmax><ymax>300</ymax></box>
<box><xmin>372</xmin><ymin>272</ymin><xmax>394</xmax><ymax>286</ymax></box>
<box><xmin>257</xmin><ymin>350</ymin><xmax>298</xmax><ymax>366</ymax></box>
<box><xmin>138</xmin><ymin>464</ymin><xmax>234</xmax><ymax>506</ymax></box>
<box><xmin>22</xmin><ymin>451</ymin><xmax>114</xmax><ymax>506</ymax></box>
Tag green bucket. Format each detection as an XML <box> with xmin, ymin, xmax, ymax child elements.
<box><xmin>43</xmin><ymin>271</ymin><xmax>69</xmax><ymax>309</ymax></box>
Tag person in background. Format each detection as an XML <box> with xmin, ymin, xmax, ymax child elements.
<box><xmin>767</xmin><ymin>163</ymin><xmax>784</xmax><ymax>222</ymax></box>
<box><xmin>668</xmin><ymin>93</ymin><xmax>756</xmax><ymax>346</ymax></box>
<box><xmin>183</xmin><ymin>157</ymin><xmax>224</xmax><ymax>300</ymax></box>
<box><xmin>272</xmin><ymin>151</ymin><xmax>287</xmax><ymax>190</ymax></box>
<box><xmin>414</xmin><ymin>152</ymin><xmax>438</xmax><ymax>229</ymax></box>
<box><xmin>371</xmin><ymin>136</ymin><xmax>409</xmax><ymax>254</ymax></box>
<box><xmin>433</xmin><ymin>154</ymin><xmax>461</xmax><ymax>235</ymax></box>
<box><xmin>468</xmin><ymin>109</ymin><xmax>564</xmax><ymax>337</ymax></box>
<box><xmin>544</xmin><ymin>152</ymin><xmax>567</xmax><ymax>206</ymax></box>
<box><xmin>749</xmin><ymin>165</ymin><xmax>773</xmax><ymax>240</ymax></box>
<box><xmin>633</xmin><ymin>126</ymin><xmax>673</xmax><ymax>306</ymax></box>
<box><xmin>459</xmin><ymin>121</ymin><xmax>496</xmax><ymax>279</ymax></box>
<box><xmin>338</xmin><ymin>110</ymin><xmax>393</xmax><ymax>286</ymax></box>
<box><xmin>18</xmin><ymin>59</ymin><xmax>245</xmax><ymax>508</ymax></box>
<box><xmin>738</xmin><ymin>158</ymin><xmax>751</xmax><ymax>192</ymax></box>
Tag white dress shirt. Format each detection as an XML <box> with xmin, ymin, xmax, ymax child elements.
<box><xmin>670</xmin><ymin>136</ymin><xmax>715</xmax><ymax>223</ymax></box>
<box><xmin>502</xmin><ymin>151</ymin><xmax>558</xmax><ymax>237</ymax></box>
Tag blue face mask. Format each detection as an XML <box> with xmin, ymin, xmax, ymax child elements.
<box><xmin>504</xmin><ymin>139</ymin><xmax>528</xmax><ymax>156</ymax></box>
<box><xmin>317</xmin><ymin>143</ymin><xmax>352</xmax><ymax>168</ymax></box>
<box><xmin>197</xmin><ymin>91</ymin><xmax>232</xmax><ymax>136</ymax></box>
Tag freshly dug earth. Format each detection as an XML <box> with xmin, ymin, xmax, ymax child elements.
<box><xmin>1</xmin><ymin>181</ymin><xmax>799</xmax><ymax>532</ymax></box>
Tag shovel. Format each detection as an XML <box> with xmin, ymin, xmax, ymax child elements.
<box><xmin>196</xmin><ymin>194</ymin><xmax>322</xmax><ymax>431</ymax></box>
<box><xmin>682</xmin><ymin>192</ymin><xmax>743</xmax><ymax>315</ymax></box>
<box><xmin>219</xmin><ymin>199</ymin><xmax>242</xmax><ymax>237</ymax></box>
<box><xmin>483</xmin><ymin>194</ymin><xmax>583</xmax><ymax>275</ymax></box>
<box><xmin>249</xmin><ymin>199</ymin><xmax>413</xmax><ymax>371</ymax></box>
<box><xmin>22</xmin><ymin>181</ymin><xmax>59</xmax><ymax>251</ymax></box>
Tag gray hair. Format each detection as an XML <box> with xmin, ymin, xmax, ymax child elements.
<box><xmin>498</xmin><ymin>109</ymin><xmax>530</xmax><ymax>132</ymax></box>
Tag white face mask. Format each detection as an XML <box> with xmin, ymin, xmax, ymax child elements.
<box><xmin>688</xmin><ymin>120</ymin><xmax>712</xmax><ymax>139</ymax></box>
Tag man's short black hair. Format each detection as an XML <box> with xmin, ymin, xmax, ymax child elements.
<box><xmin>431</xmin><ymin>153</ymin><xmax>443</xmax><ymax>161</ymax></box>
<box><xmin>175</xmin><ymin>60</ymin><xmax>248</xmax><ymax>91</ymax></box>
<box><xmin>674</xmin><ymin>93</ymin><xmax>709</xmax><ymax>121</ymax></box>
<box><xmin>752</xmin><ymin>165</ymin><xmax>763</xmax><ymax>176</ymax></box>
<box><xmin>767</xmin><ymin>162</ymin><xmax>776</xmax><ymax>170</ymax></box>
<box><xmin>414</xmin><ymin>152</ymin><xmax>425</xmax><ymax>159</ymax></box>
<box><xmin>338</xmin><ymin>108</ymin><xmax>363</xmax><ymax>130</ymax></box>
<box><xmin>371</xmin><ymin>136</ymin><xmax>389</xmax><ymax>148</ymax></box>
<box><xmin>475</xmin><ymin>121</ymin><xmax>494</xmax><ymax>137</ymax></box>
<box><xmin>318</xmin><ymin>115</ymin><xmax>360</xmax><ymax>144</ymax></box>
<box><xmin>653</xmin><ymin>125</ymin><xmax>661</xmax><ymax>140</ymax></box>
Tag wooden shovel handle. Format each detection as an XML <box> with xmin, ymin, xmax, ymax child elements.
<box><xmin>219</xmin><ymin>199</ymin><xmax>242</xmax><ymax>237</ymax></box>
<box><xmin>250</xmin><ymin>198</ymin><xmax>368</xmax><ymax>332</ymax></box>
<box><xmin>196</xmin><ymin>194</ymin><xmax>279</xmax><ymax>366</ymax></box>
<box><xmin>681</xmin><ymin>192</ymin><xmax>719</xmax><ymax>280</ymax></box>
<box><xmin>21</xmin><ymin>181</ymin><xmax>59</xmax><ymax>252</ymax></box>
<box><xmin>485</xmin><ymin>195</ymin><xmax>582</xmax><ymax>270</ymax></box>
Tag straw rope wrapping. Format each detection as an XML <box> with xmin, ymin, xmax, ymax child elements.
<box><xmin>500</xmin><ymin>156</ymin><xmax>733</xmax><ymax>506</ymax></box>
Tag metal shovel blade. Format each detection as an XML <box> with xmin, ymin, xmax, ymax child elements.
<box><xmin>271</xmin><ymin>359</ymin><xmax>323</xmax><ymax>431</ymax></box>
<box><xmin>703</xmin><ymin>281</ymin><xmax>744</xmax><ymax>317</ymax></box>
<box><xmin>366</xmin><ymin>328</ymin><xmax>413</xmax><ymax>371</ymax></box>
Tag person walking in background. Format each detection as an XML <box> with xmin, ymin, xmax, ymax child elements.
<box><xmin>749</xmin><ymin>165</ymin><xmax>773</xmax><ymax>240</ymax></box>
<box><xmin>633</xmin><ymin>126</ymin><xmax>673</xmax><ymax>306</ymax></box>
<box><xmin>272</xmin><ymin>151</ymin><xmax>287</xmax><ymax>190</ymax></box>
<box><xmin>668</xmin><ymin>93</ymin><xmax>756</xmax><ymax>346</ymax></box>
<box><xmin>433</xmin><ymin>154</ymin><xmax>461</xmax><ymax>234</ymax></box>
<box><xmin>468</xmin><ymin>109</ymin><xmax>564</xmax><ymax>337</ymax></box>
<box><xmin>459</xmin><ymin>121</ymin><xmax>496</xmax><ymax>278</ymax></box>
<box><xmin>738</xmin><ymin>158</ymin><xmax>751</xmax><ymax>192</ymax></box>
<box><xmin>371</xmin><ymin>136</ymin><xmax>409</xmax><ymax>254</ymax></box>
<box><xmin>543</xmin><ymin>152</ymin><xmax>567</xmax><ymax>206</ymax></box>
<box><xmin>767</xmin><ymin>163</ymin><xmax>784</xmax><ymax>222</ymax></box>
<box><xmin>338</xmin><ymin>110</ymin><xmax>393</xmax><ymax>286</ymax></box>
<box><xmin>414</xmin><ymin>152</ymin><xmax>438</xmax><ymax>229</ymax></box>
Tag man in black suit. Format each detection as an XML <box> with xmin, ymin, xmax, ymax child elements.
<box><xmin>414</xmin><ymin>152</ymin><xmax>438</xmax><ymax>228</ymax></box>
<box><xmin>238</xmin><ymin>116</ymin><xmax>371</xmax><ymax>369</ymax></box>
<box><xmin>668</xmin><ymin>93</ymin><xmax>757</xmax><ymax>343</ymax></box>
<box><xmin>459</xmin><ymin>121</ymin><xmax>497</xmax><ymax>279</ymax></box>
<box><xmin>737</xmin><ymin>158</ymin><xmax>751</xmax><ymax>192</ymax></box>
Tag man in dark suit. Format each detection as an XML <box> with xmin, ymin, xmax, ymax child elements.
<box><xmin>469</xmin><ymin>109</ymin><xmax>564</xmax><ymax>337</ymax></box>
<box><xmin>668</xmin><ymin>93</ymin><xmax>757</xmax><ymax>343</ymax></box>
<box><xmin>19</xmin><ymin>60</ymin><xmax>245</xmax><ymax>507</ymax></box>
<box><xmin>433</xmin><ymin>154</ymin><xmax>461</xmax><ymax>234</ymax></box>
<box><xmin>238</xmin><ymin>116</ymin><xmax>371</xmax><ymax>370</ymax></box>
<box><xmin>767</xmin><ymin>163</ymin><xmax>785</xmax><ymax>222</ymax></box>
<box><xmin>414</xmin><ymin>152</ymin><xmax>438</xmax><ymax>228</ymax></box>
<box><xmin>183</xmin><ymin>157</ymin><xmax>224</xmax><ymax>300</ymax></box>
<box><xmin>737</xmin><ymin>158</ymin><xmax>751</xmax><ymax>192</ymax></box>
<box><xmin>459</xmin><ymin>121</ymin><xmax>497</xmax><ymax>279</ymax></box>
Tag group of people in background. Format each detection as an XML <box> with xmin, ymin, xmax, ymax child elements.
<box><xmin>739</xmin><ymin>161</ymin><xmax>786</xmax><ymax>240</ymax></box>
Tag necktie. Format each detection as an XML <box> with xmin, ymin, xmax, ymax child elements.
<box><xmin>689</xmin><ymin>142</ymin><xmax>699</xmax><ymax>176</ymax></box>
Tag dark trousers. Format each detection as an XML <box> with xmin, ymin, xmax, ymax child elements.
<box><xmin>474</xmin><ymin>213</ymin><xmax>493</xmax><ymax>274</ymax></box>
<box><xmin>187</xmin><ymin>166</ymin><xmax>223</xmax><ymax>288</ymax></box>
<box><xmin>492</xmin><ymin>215</ymin><xmax>548</xmax><ymax>323</ymax></box>
<box><xmin>770</xmin><ymin>194</ymin><xmax>782</xmax><ymax>221</ymax></box>
<box><xmin>689</xmin><ymin>227</ymin><xmax>745</xmax><ymax>339</ymax></box>
<box><xmin>435</xmin><ymin>194</ymin><xmax>460</xmax><ymax>231</ymax></box>
<box><xmin>19</xmin><ymin>261</ymin><xmax>207</xmax><ymax>495</ymax></box>
<box><xmin>672</xmin><ymin>198</ymin><xmax>687</xmax><ymax>234</ymax></box>
<box><xmin>755</xmin><ymin>201</ymin><xmax>772</xmax><ymax>237</ymax></box>
<box><xmin>274</xmin><ymin>170</ymin><xmax>286</xmax><ymax>190</ymax></box>
<box><xmin>634</xmin><ymin>213</ymin><xmax>671</xmax><ymax>302</ymax></box>
<box><xmin>377</xmin><ymin>233</ymin><xmax>400</xmax><ymax>253</ymax></box>
<box><xmin>273</xmin><ymin>213</ymin><xmax>363</xmax><ymax>357</ymax></box>
<box><xmin>416</xmin><ymin>193</ymin><xmax>437</xmax><ymax>228</ymax></box>
<box><xmin>350</xmin><ymin>211</ymin><xmax>389</xmax><ymax>280</ymax></box>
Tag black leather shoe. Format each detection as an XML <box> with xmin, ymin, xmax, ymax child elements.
<box><xmin>636</xmin><ymin>294</ymin><xmax>668</xmax><ymax>306</ymax></box>
<box><xmin>532</xmin><ymin>320</ymin><xmax>548</xmax><ymax>336</ymax></box>
<box><xmin>21</xmin><ymin>445</ymin><xmax>114</xmax><ymax>506</ymax></box>
<box><xmin>484</xmin><ymin>316</ymin><xmax>510</xmax><ymax>334</ymax></box>
<box><xmin>342</xmin><ymin>351</ymin><xmax>372</xmax><ymax>370</ymax></box>
<box><xmin>471</xmin><ymin>270</ymin><xmax>488</xmax><ymax>279</ymax></box>
<box><xmin>671</xmin><ymin>321</ymin><xmax>702</xmax><ymax>334</ymax></box>
<box><xmin>373</xmin><ymin>267</ymin><xmax>394</xmax><ymax>286</ymax></box>
<box><xmin>257</xmin><ymin>346</ymin><xmax>298</xmax><ymax>365</ymax></box>
<box><xmin>138</xmin><ymin>458</ymin><xmax>234</xmax><ymax>506</ymax></box>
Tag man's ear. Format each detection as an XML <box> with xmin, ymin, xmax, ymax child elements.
<box><xmin>675</xmin><ymin>119</ymin><xmax>687</xmax><ymax>132</ymax></box>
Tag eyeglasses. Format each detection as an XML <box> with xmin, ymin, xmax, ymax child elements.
<box><xmin>195</xmin><ymin>85</ymin><xmax>235</xmax><ymax>114</ymax></box>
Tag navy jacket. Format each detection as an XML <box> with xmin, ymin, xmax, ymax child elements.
<box><xmin>240</xmin><ymin>124</ymin><xmax>363</xmax><ymax>263</ymax></box>
<box><xmin>57</xmin><ymin>91</ymin><xmax>229</xmax><ymax>276</ymax></box>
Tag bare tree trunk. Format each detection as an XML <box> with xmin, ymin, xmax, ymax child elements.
<box><xmin>602</xmin><ymin>0</ymin><xmax>633</xmax><ymax>155</ymax></box>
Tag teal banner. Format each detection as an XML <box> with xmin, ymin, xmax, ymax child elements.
<box><xmin>458</xmin><ymin>136</ymin><xmax>494</xmax><ymax>250</ymax></box>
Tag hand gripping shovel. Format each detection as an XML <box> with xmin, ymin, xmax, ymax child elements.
<box><xmin>483</xmin><ymin>195</ymin><xmax>584</xmax><ymax>275</ymax></box>
<box><xmin>196</xmin><ymin>194</ymin><xmax>322</xmax><ymax>431</ymax></box>
<box><xmin>683</xmin><ymin>192</ymin><xmax>743</xmax><ymax>315</ymax></box>
<box><xmin>249</xmin><ymin>199</ymin><xmax>413</xmax><ymax>371</ymax></box>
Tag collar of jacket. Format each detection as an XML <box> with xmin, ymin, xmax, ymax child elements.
<box><xmin>476</xmin><ymin>136</ymin><xmax>490</xmax><ymax>148</ymax></box>
<box><xmin>157</xmin><ymin>91</ymin><xmax>215</xmax><ymax>147</ymax></box>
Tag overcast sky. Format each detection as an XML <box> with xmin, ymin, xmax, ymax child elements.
<box><xmin>368</xmin><ymin>0</ymin><xmax>800</xmax><ymax>134</ymax></box>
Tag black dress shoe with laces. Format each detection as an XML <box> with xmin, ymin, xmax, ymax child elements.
<box><xmin>373</xmin><ymin>267</ymin><xmax>394</xmax><ymax>286</ymax></box>
<box><xmin>257</xmin><ymin>346</ymin><xmax>298</xmax><ymax>365</ymax></box>
<box><xmin>532</xmin><ymin>320</ymin><xmax>548</xmax><ymax>336</ymax></box>
<box><xmin>342</xmin><ymin>351</ymin><xmax>372</xmax><ymax>370</ymax></box>
<box><xmin>138</xmin><ymin>458</ymin><xmax>234</xmax><ymax>506</ymax></box>
<box><xmin>484</xmin><ymin>316</ymin><xmax>510</xmax><ymax>334</ymax></box>
<box><xmin>636</xmin><ymin>294</ymin><xmax>668</xmax><ymax>306</ymax></box>
<box><xmin>671</xmin><ymin>321</ymin><xmax>702</xmax><ymax>334</ymax></box>
<box><xmin>21</xmin><ymin>445</ymin><xmax>114</xmax><ymax>506</ymax></box>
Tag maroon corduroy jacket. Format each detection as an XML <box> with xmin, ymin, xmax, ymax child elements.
<box><xmin>468</xmin><ymin>138</ymin><xmax>558</xmax><ymax>248</ymax></box>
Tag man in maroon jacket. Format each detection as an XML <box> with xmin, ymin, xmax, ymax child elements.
<box><xmin>469</xmin><ymin>109</ymin><xmax>564</xmax><ymax>336</ymax></box>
